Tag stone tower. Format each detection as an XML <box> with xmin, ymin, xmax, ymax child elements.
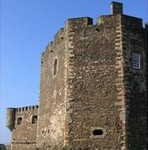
<box><xmin>6</xmin><ymin>2</ymin><xmax>147</xmax><ymax>150</ymax></box>
<box><xmin>6</xmin><ymin>108</ymin><xmax>16</xmax><ymax>131</ymax></box>
<box><xmin>37</xmin><ymin>1</ymin><xmax>147</xmax><ymax>149</ymax></box>
<box><xmin>6</xmin><ymin>105</ymin><xmax>38</xmax><ymax>150</ymax></box>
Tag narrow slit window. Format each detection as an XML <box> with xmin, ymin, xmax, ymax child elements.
<box><xmin>53</xmin><ymin>58</ymin><xmax>58</xmax><ymax>76</ymax></box>
<box><xmin>17</xmin><ymin>117</ymin><xmax>22</xmax><ymax>125</ymax></box>
<box><xmin>132</xmin><ymin>52</ymin><xmax>141</xmax><ymax>69</ymax></box>
<box><xmin>32</xmin><ymin>115</ymin><xmax>38</xmax><ymax>124</ymax></box>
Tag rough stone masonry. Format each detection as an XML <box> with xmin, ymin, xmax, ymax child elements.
<box><xmin>6</xmin><ymin>2</ymin><xmax>147</xmax><ymax>150</ymax></box>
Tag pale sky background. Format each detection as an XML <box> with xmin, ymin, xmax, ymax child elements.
<box><xmin>0</xmin><ymin>0</ymin><xmax>147</xmax><ymax>144</ymax></box>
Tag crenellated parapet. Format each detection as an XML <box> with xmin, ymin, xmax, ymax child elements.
<box><xmin>15</xmin><ymin>105</ymin><xmax>38</xmax><ymax>112</ymax></box>
<box><xmin>6</xmin><ymin>105</ymin><xmax>38</xmax><ymax>131</ymax></box>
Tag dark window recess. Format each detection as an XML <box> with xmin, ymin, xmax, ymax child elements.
<box><xmin>53</xmin><ymin>58</ymin><xmax>58</xmax><ymax>76</ymax></box>
<box><xmin>32</xmin><ymin>115</ymin><xmax>38</xmax><ymax>124</ymax></box>
<box><xmin>17</xmin><ymin>117</ymin><xmax>22</xmax><ymax>125</ymax></box>
<box><xmin>93</xmin><ymin>129</ymin><xmax>103</xmax><ymax>136</ymax></box>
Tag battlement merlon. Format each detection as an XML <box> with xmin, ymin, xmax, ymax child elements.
<box><xmin>65</xmin><ymin>17</ymin><xmax>93</xmax><ymax>29</ymax></box>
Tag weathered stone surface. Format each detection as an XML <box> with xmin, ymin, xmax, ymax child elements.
<box><xmin>7</xmin><ymin>105</ymin><xmax>38</xmax><ymax>150</ymax></box>
<box><xmin>6</xmin><ymin>2</ymin><xmax>147</xmax><ymax>150</ymax></box>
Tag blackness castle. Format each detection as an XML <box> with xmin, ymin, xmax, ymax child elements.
<box><xmin>6</xmin><ymin>2</ymin><xmax>147</xmax><ymax>150</ymax></box>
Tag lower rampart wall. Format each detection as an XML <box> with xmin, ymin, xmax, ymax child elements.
<box><xmin>10</xmin><ymin>105</ymin><xmax>38</xmax><ymax>150</ymax></box>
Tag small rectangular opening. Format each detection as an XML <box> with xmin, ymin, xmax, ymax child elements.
<box><xmin>132</xmin><ymin>52</ymin><xmax>141</xmax><ymax>69</ymax></box>
<box><xmin>32</xmin><ymin>115</ymin><xmax>38</xmax><ymax>124</ymax></box>
<box><xmin>17</xmin><ymin>117</ymin><xmax>22</xmax><ymax>125</ymax></box>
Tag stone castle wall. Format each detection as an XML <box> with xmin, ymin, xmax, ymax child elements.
<box><xmin>37</xmin><ymin>28</ymin><xmax>66</xmax><ymax>149</ymax></box>
<box><xmin>121</xmin><ymin>15</ymin><xmax>147</xmax><ymax>149</ymax></box>
<box><xmin>64</xmin><ymin>15</ymin><xmax>124</xmax><ymax>149</ymax></box>
<box><xmin>9</xmin><ymin>105</ymin><xmax>38</xmax><ymax>150</ymax></box>
<box><xmin>6</xmin><ymin>2</ymin><xmax>147</xmax><ymax>150</ymax></box>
